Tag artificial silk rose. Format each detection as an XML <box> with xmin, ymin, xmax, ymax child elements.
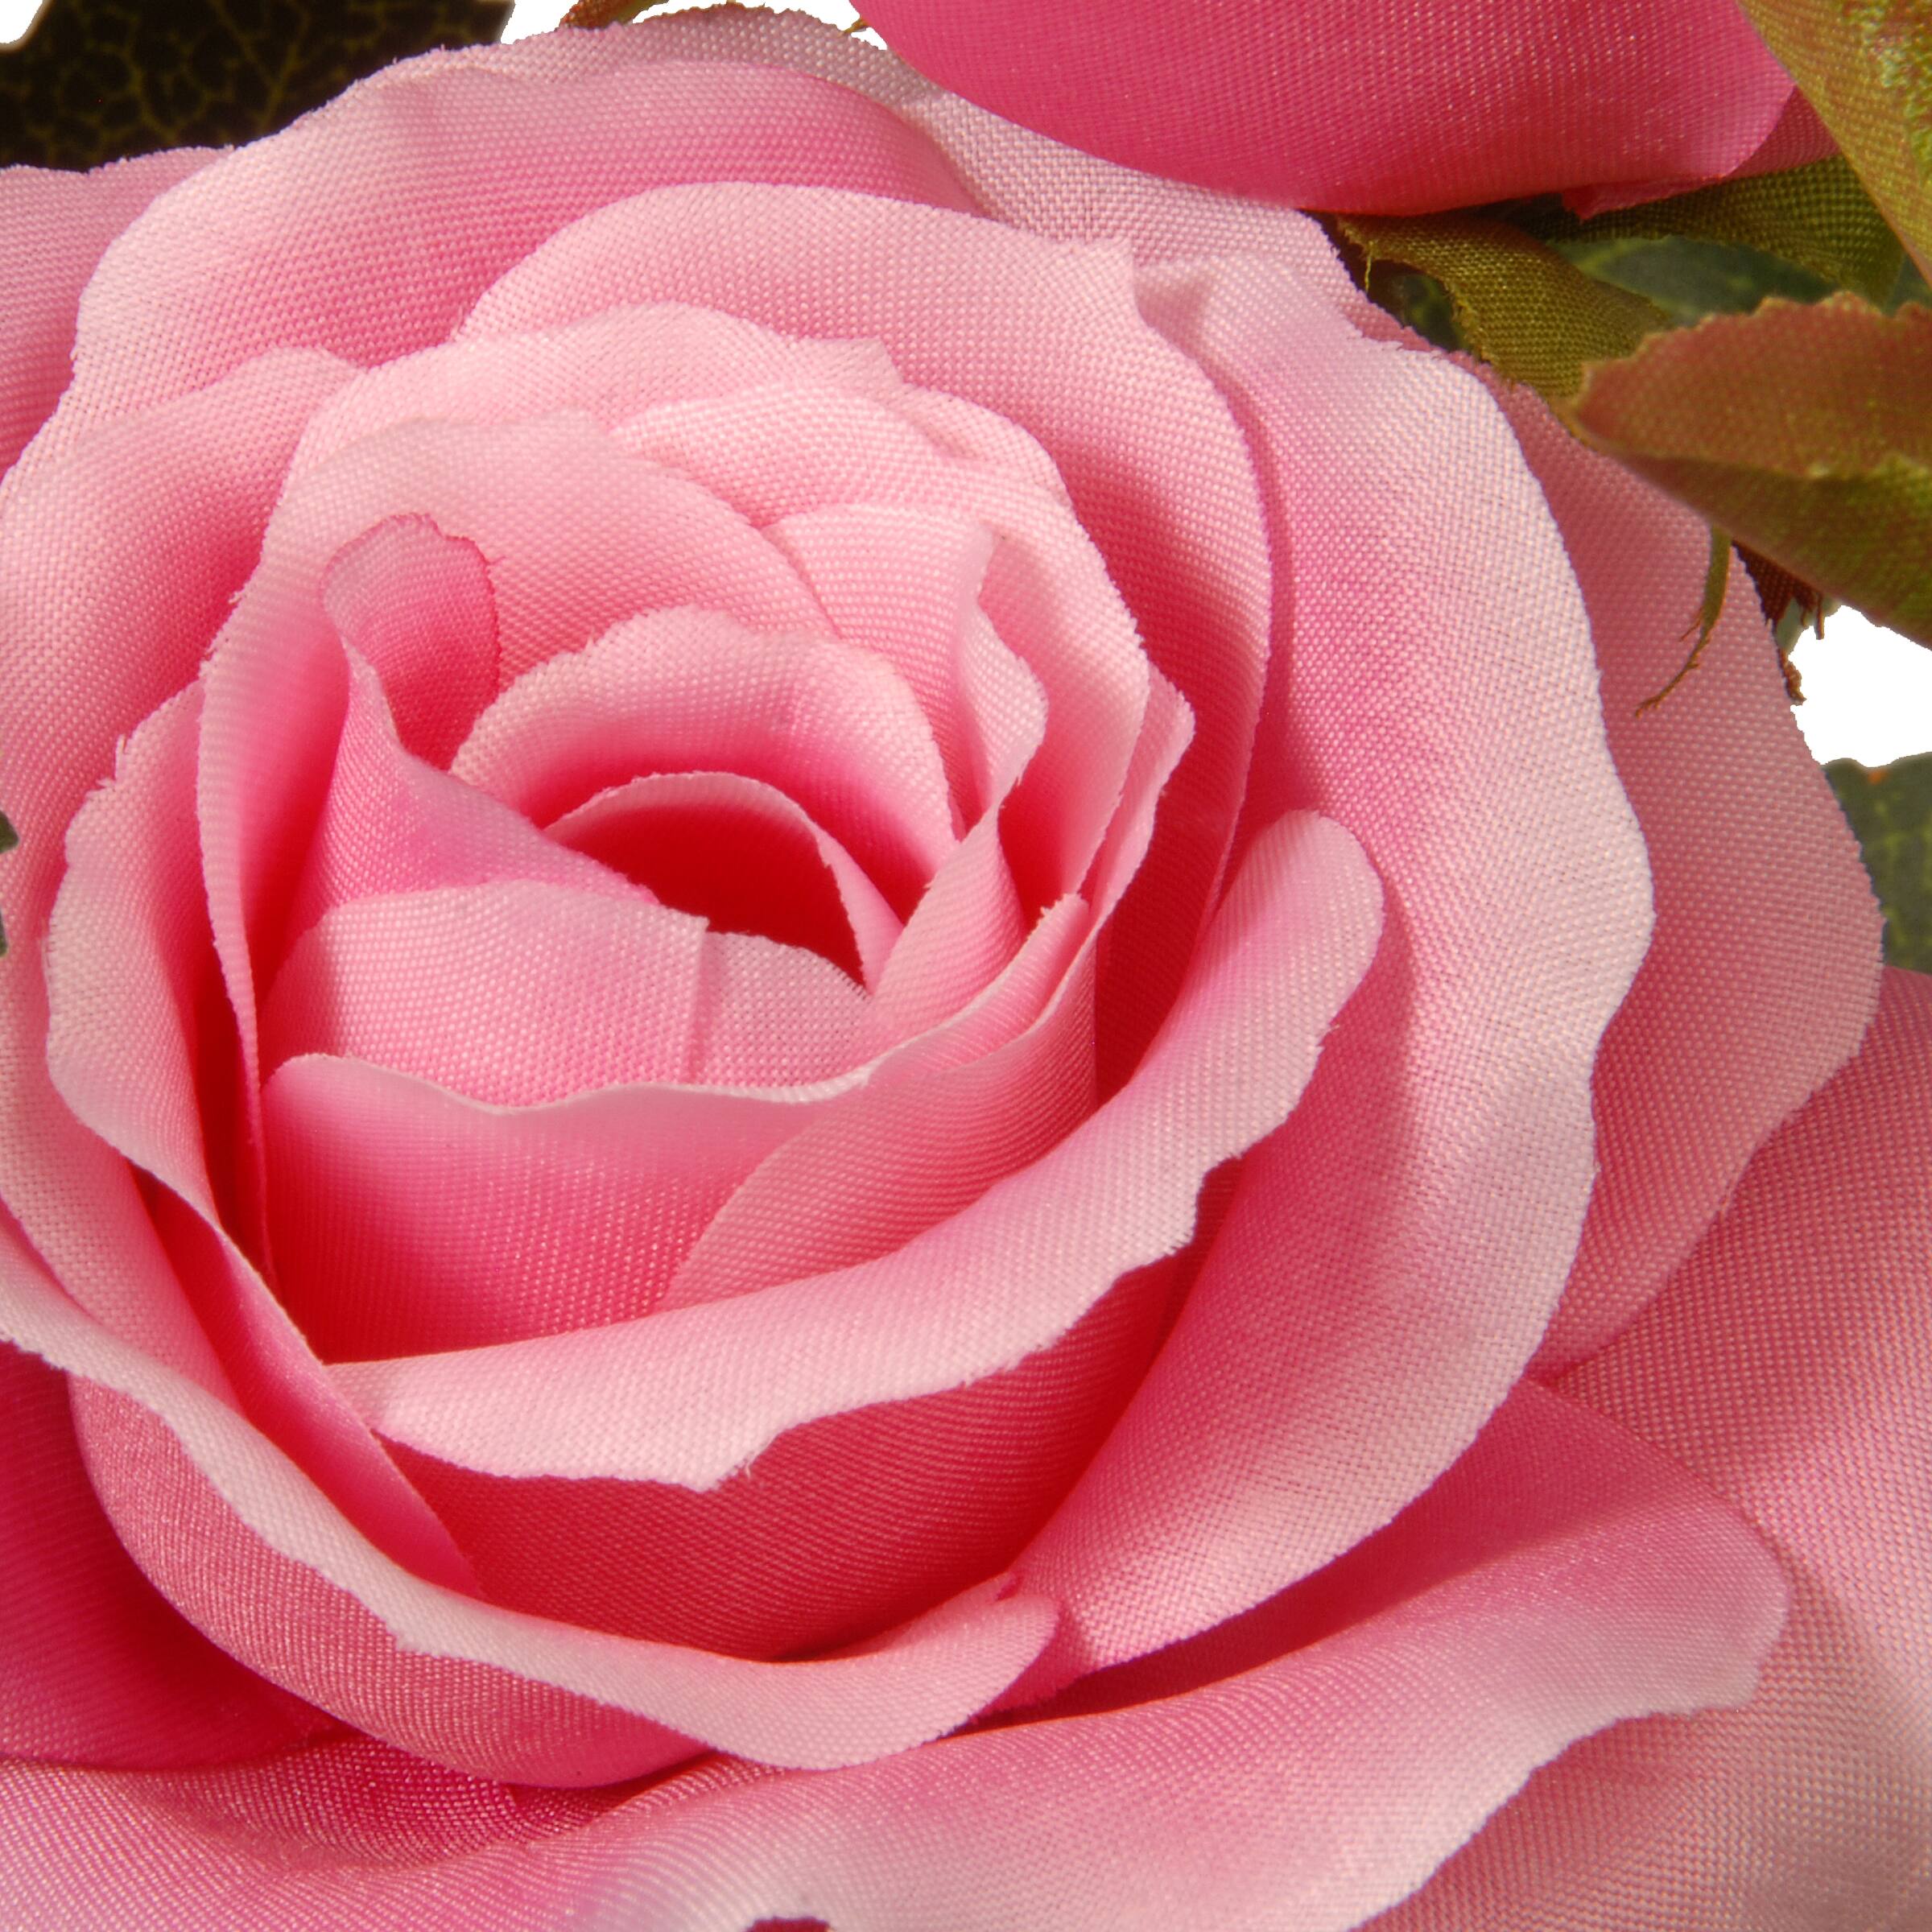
<box><xmin>0</xmin><ymin>11</ymin><xmax>1918</xmax><ymax>1930</ymax></box>
<box><xmin>857</xmin><ymin>0</ymin><xmax>1839</xmax><ymax>214</ymax></box>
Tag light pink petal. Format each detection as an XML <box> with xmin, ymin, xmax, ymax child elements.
<box><xmin>266</xmin><ymin>881</ymin><xmax>668</xmax><ymax>1100</ymax></box>
<box><xmin>0</xmin><ymin>1732</ymin><xmax>678</xmax><ymax>1932</ymax></box>
<box><xmin>0</xmin><ymin>349</ymin><xmax>349</xmax><ymax>1387</ymax></box>
<box><xmin>549</xmin><ymin>770</ymin><xmax>900</xmax><ymax>989</ymax></box>
<box><xmin>279</xmin><ymin>647</ymin><xmax>645</xmax><ymax>959</ymax></box>
<box><xmin>869</xmin><ymin>815</ymin><xmax>1026</xmax><ymax>1039</ymax></box>
<box><xmin>0</xmin><ymin>1213</ymin><xmax>1054</xmax><ymax>1781</ymax></box>
<box><xmin>451</xmin><ymin>603</ymin><xmax>955</xmax><ymax>917</ymax></box>
<box><xmin>287</xmin><ymin>299</ymin><xmax>906</xmax><ymax>483</ymax></box>
<box><xmin>43</xmin><ymin>687</ymin><xmax>477</xmax><ymax>1596</ymax></box>
<box><xmin>318</xmin><ymin>514</ymin><xmax>499</xmax><ymax>768</ymax></box>
<box><xmin>389</xmin><ymin>1230</ymin><xmax>1174</xmax><ymax>1659</ymax></box>
<box><xmin>1011</xmin><ymin>255</ymin><xmax>1653</xmax><ymax>1686</ymax></box>
<box><xmin>0</xmin><ymin>1339</ymin><xmax>322</xmax><ymax>1769</ymax></box>
<box><xmin>464</xmin><ymin>178</ymin><xmax>1270</xmax><ymax>1075</ymax></box>
<box><xmin>1376</xmin><ymin>967</ymin><xmax>1932</xmax><ymax>1931</ymax></box>
<box><xmin>0</xmin><ymin>149</ymin><xmax>211</xmax><ymax>477</ymax></box>
<box><xmin>661</xmin><ymin>895</ymin><xmax>1094</xmax><ymax>1314</ymax></box>
<box><xmin>197</xmin><ymin>410</ymin><xmax>829</xmax><ymax>1109</ymax></box>
<box><xmin>0</xmin><ymin>1373</ymin><xmax>1787</xmax><ymax>1930</ymax></box>
<box><xmin>858</xmin><ymin>0</ymin><xmax>1797</xmax><ymax>213</ymax></box>
<box><xmin>263</xmin><ymin>1055</ymin><xmax>836</xmax><ymax>1360</ymax></box>
<box><xmin>611</xmin><ymin>383</ymin><xmax>1147</xmax><ymax>915</ymax></box>
<box><xmin>329</xmin><ymin>811</ymin><xmax>1381</xmax><ymax>1486</ymax></box>
<box><xmin>1476</xmin><ymin>382</ymin><xmax>1882</xmax><ymax>1377</ymax></box>
<box><xmin>38</xmin><ymin>59</ymin><xmax>975</xmax><ymax>459</ymax></box>
<box><xmin>767</xmin><ymin>503</ymin><xmax>1033</xmax><ymax>826</ymax></box>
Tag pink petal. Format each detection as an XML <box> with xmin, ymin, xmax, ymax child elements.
<box><xmin>43</xmin><ymin>687</ymin><xmax>477</xmax><ymax>1596</ymax></box>
<box><xmin>287</xmin><ymin>298</ymin><xmax>906</xmax><ymax>483</ymax></box>
<box><xmin>1013</xmin><ymin>254</ymin><xmax>1653</xmax><ymax>1686</ymax></box>
<box><xmin>659</xmin><ymin>892</ymin><xmax>1094</xmax><ymax>1314</ymax></box>
<box><xmin>609</xmin><ymin>384</ymin><xmax>1147</xmax><ymax>915</ymax></box>
<box><xmin>857</xmin><ymin>0</ymin><xmax>1798</xmax><ymax>213</ymax></box>
<box><xmin>262</xmin><ymin>879</ymin><xmax>873</xmax><ymax>1100</ymax></box>
<box><xmin>766</xmin><ymin>503</ymin><xmax>1045</xmax><ymax>828</ymax></box>
<box><xmin>580</xmin><ymin>10</ymin><xmax>1369</xmax><ymax>323</ymax></box>
<box><xmin>388</xmin><ymin>1247</ymin><xmax>1170</xmax><ymax>1657</ymax></box>
<box><xmin>0</xmin><ymin>1340</ymin><xmax>322</xmax><ymax>1769</ymax></box>
<box><xmin>278</xmin><ymin>647</ymin><xmax>645</xmax><ymax>963</ymax></box>
<box><xmin>269</xmin><ymin>881</ymin><xmax>1086</xmax><ymax>1368</ymax></box>
<box><xmin>463</xmin><ymin>178</ymin><xmax>1270</xmax><ymax>1073</ymax></box>
<box><xmin>450</xmin><ymin>603</ymin><xmax>956</xmax><ymax>919</ymax></box>
<box><xmin>0</xmin><ymin>1212</ymin><xmax>1055</xmax><ymax>1781</ymax></box>
<box><xmin>0</xmin><ymin>1372</ymin><xmax>1787</xmax><ymax>1929</ymax></box>
<box><xmin>197</xmin><ymin>409</ymin><xmax>831</xmax><ymax>1108</ymax></box>
<box><xmin>0</xmin><ymin>351</ymin><xmax>349</xmax><ymax>1389</ymax></box>
<box><xmin>263</xmin><ymin>1055</ymin><xmax>827</xmax><ymax>1359</ymax></box>
<box><xmin>1376</xmin><ymin>967</ymin><xmax>1932</xmax><ymax>1930</ymax></box>
<box><xmin>1478</xmin><ymin>383</ymin><xmax>1882</xmax><ymax>1377</ymax></box>
<box><xmin>328</xmin><ymin>811</ymin><xmax>1381</xmax><ymax>1486</ymax></box>
<box><xmin>0</xmin><ymin>149</ymin><xmax>210</xmax><ymax>477</ymax></box>
<box><xmin>548</xmin><ymin>771</ymin><xmax>899</xmax><ymax>987</ymax></box>
<box><xmin>318</xmin><ymin>514</ymin><xmax>499</xmax><ymax>768</ymax></box>
<box><xmin>37</xmin><ymin>59</ymin><xmax>975</xmax><ymax>460</ymax></box>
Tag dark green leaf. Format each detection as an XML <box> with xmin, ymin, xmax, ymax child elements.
<box><xmin>1827</xmin><ymin>752</ymin><xmax>1932</xmax><ymax>972</ymax></box>
<box><xmin>1526</xmin><ymin>155</ymin><xmax>1907</xmax><ymax>308</ymax></box>
<box><xmin>0</xmin><ymin>0</ymin><xmax>510</xmax><ymax>170</ymax></box>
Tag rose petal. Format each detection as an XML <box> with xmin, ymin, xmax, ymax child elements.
<box><xmin>328</xmin><ymin>811</ymin><xmax>1381</xmax><ymax>1486</ymax></box>
<box><xmin>607</xmin><ymin>383</ymin><xmax>1146</xmax><ymax>912</ymax></box>
<box><xmin>197</xmin><ymin>409</ymin><xmax>833</xmax><ymax>1118</ymax></box>
<box><xmin>318</xmin><ymin>514</ymin><xmax>500</xmax><ymax>769</ymax></box>
<box><xmin>0</xmin><ymin>149</ymin><xmax>210</xmax><ymax>477</ymax></box>
<box><xmin>450</xmin><ymin>603</ymin><xmax>956</xmax><ymax>919</ymax></box>
<box><xmin>279</xmin><ymin>647</ymin><xmax>646</xmax><ymax>964</ymax></box>
<box><xmin>0</xmin><ymin>1211</ymin><xmax>1056</xmax><ymax>1780</ymax></box>
<box><xmin>262</xmin><ymin>877</ymin><xmax>878</xmax><ymax>1100</ymax></box>
<box><xmin>547</xmin><ymin>771</ymin><xmax>899</xmax><ymax>988</ymax></box>
<box><xmin>1374</xmin><ymin>967</ymin><xmax>1932</xmax><ymax>1930</ymax></box>
<box><xmin>43</xmin><ymin>687</ymin><xmax>478</xmax><ymax>1595</ymax></box>
<box><xmin>766</xmin><ymin>503</ymin><xmax>1046</xmax><ymax>828</ymax></box>
<box><xmin>263</xmin><ymin>1055</ymin><xmax>827</xmax><ymax>1359</ymax></box>
<box><xmin>0</xmin><ymin>1339</ymin><xmax>323</xmax><ymax>1769</ymax></box>
<box><xmin>462</xmin><ymin>177</ymin><xmax>1270</xmax><ymax>1079</ymax></box>
<box><xmin>1480</xmin><ymin>383</ymin><xmax>1884</xmax><ymax>1377</ymax></box>
<box><xmin>35</xmin><ymin>59</ymin><xmax>976</xmax><ymax>461</ymax></box>
<box><xmin>0</xmin><ymin>350</ymin><xmax>349</xmax><ymax>1388</ymax></box>
<box><xmin>1007</xmin><ymin>254</ymin><xmax>1653</xmax><ymax>1687</ymax></box>
<box><xmin>287</xmin><ymin>299</ymin><xmax>906</xmax><ymax>485</ymax></box>
<box><xmin>0</xmin><ymin>1366</ymin><xmax>1788</xmax><ymax>1928</ymax></box>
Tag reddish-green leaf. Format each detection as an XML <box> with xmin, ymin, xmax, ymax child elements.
<box><xmin>1567</xmin><ymin>296</ymin><xmax>1932</xmax><ymax>646</ymax></box>
<box><xmin>1735</xmin><ymin>0</ymin><xmax>1932</xmax><ymax>277</ymax></box>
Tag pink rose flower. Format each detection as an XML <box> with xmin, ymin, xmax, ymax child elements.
<box><xmin>0</xmin><ymin>14</ymin><xmax>1918</xmax><ymax>1929</ymax></box>
<box><xmin>856</xmin><ymin>0</ymin><xmax>1836</xmax><ymax>214</ymax></box>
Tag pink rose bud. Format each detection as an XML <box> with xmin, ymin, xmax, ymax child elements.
<box><xmin>0</xmin><ymin>14</ymin><xmax>1911</xmax><ymax>1930</ymax></box>
<box><xmin>858</xmin><ymin>0</ymin><xmax>1836</xmax><ymax>213</ymax></box>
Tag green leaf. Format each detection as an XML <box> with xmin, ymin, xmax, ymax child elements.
<box><xmin>1567</xmin><ymin>295</ymin><xmax>1932</xmax><ymax>646</ymax></box>
<box><xmin>1334</xmin><ymin>213</ymin><xmax>1667</xmax><ymax>400</ymax></box>
<box><xmin>1827</xmin><ymin>752</ymin><xmax>1932</xmax><ymax>971</ymax></box>
<box><xmin>0</xmin><ymin>0</ymin><xmax>511</xmax><ymax>170</ymax></box>
<box><xmin>0</xmin><ymin>812</ymin><xmax>14</xmax><ymax>959</ymax></box>
<box><xmin>1551</xmin><ymin>233</ymin><xmax>1836</xmax><ymax>325</ymax></box>
<box><xmin>1637</xmin><ymin>525</ymin><xmax>1735</xmax><ymax>715</ymax></box>
<box><xmin>1529</xmin><ymin>155</ymin><xmax>1908</xmax><ymax>308</ymax></box>
<box><xmin>1735</xmin><ymin>0</ymin><xmax>1932</xmax><ymax>278</ymax></box>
